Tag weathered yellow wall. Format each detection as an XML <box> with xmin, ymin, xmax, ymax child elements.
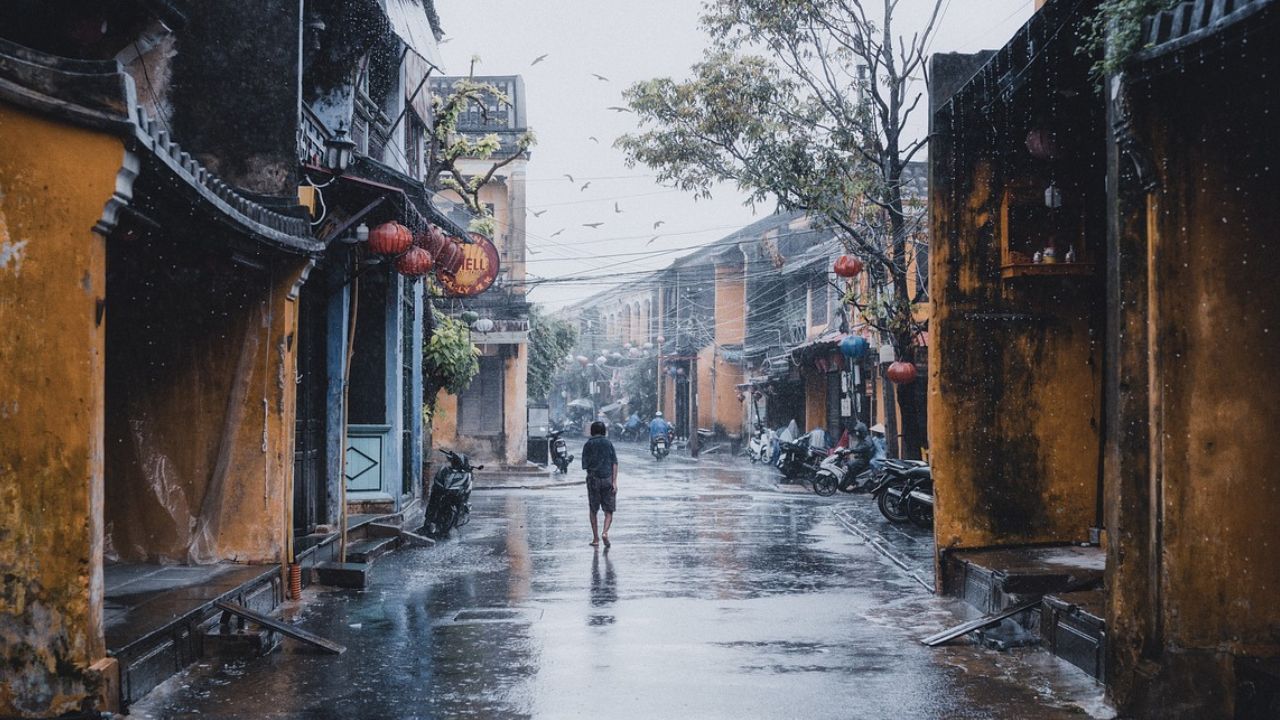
<box><xmin>929</xmin><ymin>157</ymin><xmax>1101</xmax><ymax>559</ymax></box>
<box><xmin>0</xmin><ymin>104</ymin><xmax>122</xmax><ymax>716</ymax></box>
<box><xmin>696</xmin><ymin>347</ymin><xmax>715</xmax><ymax>430</ymax></box>
<box><xmin>714</xmin><ymin>264</ymin><xmax>745</xmax><ymax>344</ymax></box>
<box><xmin>1147</xmin><ymin>86</ymin><xmax>1280</xmax><ymax>657</ymax></box>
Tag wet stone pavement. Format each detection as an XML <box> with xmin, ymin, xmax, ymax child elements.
<box><xmin>131</xmin><ymin>445</ymin><xmax>1112</xmax><ymax>719</ymax></box>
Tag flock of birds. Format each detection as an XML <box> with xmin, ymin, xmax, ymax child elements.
<box><xmin>521</xmin><ymin>53</ymin><xmax>668</xmax><ymax>251</ymax></box>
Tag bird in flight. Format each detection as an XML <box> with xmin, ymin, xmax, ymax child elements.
<box><xmin>563</xmin><ymin>173</ymin><xmax>575</xmax><ymax>183</ymax></box>
<box><xmin>646</xmin><ymin>235</ymin><xmax>660</xmax><ymax>245</ymax></box>
<box><xmin>607</xmin><ymin>106</ymin><xmax>631</xmax><ymax>113</ymax></box>
<box><xmin>551</xmin><ymin>229</ymin><xmax>566</xmax><ymax>237</ymax></box>
<box><xmin>583</xmin><ymin>222</ymin><xmax>604</xmax><ymax>229</ymax></box>
<box><xmin>528</xmin><ymin>247</ymin><xmax>541</xmax><ymax>255</ymax></box>
<box><xmin>592</xmin><ymin>73</ymin><xmax>609</xmax><ymax>82</ymax></box>
<box><xmin>439</xmin><ymin>37</ymin><xmax>453</xmax><ymax>45</ymax></box>
<box><xmin>589</xmin><ymin>136</ymin><xmax>599</xmax><ymax>144</ymax></box>
<box><xmin>580</xmin><ymin>181</ymin><xmax>592</xmax><ymax>192</ymax></box>
<box><xmin>653</xmin><ymin>220</ymin><xmax>666</xmax><ymax>229</ymax></box>
<box><xmin>614</xmin><ymin>202</ymin><xmax>623</xmax><ymax>214</ymax></box>
<box><xmin>531</xmin><ymin>54</ymin><xmax>549</xmax><ymax>66</ymax></box>
<box><xmin>531</xmin><ymin>209</ymin><xmax>547</xmax><ymax>217</ymax></box>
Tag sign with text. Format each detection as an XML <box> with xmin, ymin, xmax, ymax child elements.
<box><xmin>438</xmin><ymin>232</ymin><xmax>501</xmax><ymax>297</ymax></box>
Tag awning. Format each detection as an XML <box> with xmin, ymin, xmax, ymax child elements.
<box><xmin>383</xmin><ymin>0</ymin><xmax>443</xmax><ymax>120</ymax></box>
<box><xmin>567</xmin><ymin>398</ymin><xmax>594</xmax><ymax>410</ymax></box>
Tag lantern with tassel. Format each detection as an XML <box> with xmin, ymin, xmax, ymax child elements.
<box><xmin>368</xmin><ymin>221</ymin><xmax>412</xmax><ymax>255</ymax></box>
<box><xmin>395</xmin><ymin>246</ymin><xmax>433</xmax><ymax>276</ymax></box>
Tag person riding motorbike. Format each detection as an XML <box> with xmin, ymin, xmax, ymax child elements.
<box><xmin>868</xmin><ymin>423</ymin><xmax>888</xmax><ymax>471</ymax></box>
<box><xmin>648</xmin><ymin>411</ymin><xmax>673</xmax><ymax>450</ymax></box>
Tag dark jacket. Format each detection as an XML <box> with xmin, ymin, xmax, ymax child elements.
<box><xmin>581</xmin><ymin>436</ymin><xmax>617</xmax><ymax>481</ymax></box>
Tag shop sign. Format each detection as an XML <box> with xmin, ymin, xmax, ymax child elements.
<box><xmin>438</xmin><ymin>232</ymin><xmax>500</xmax><ymax>297</ymax></box>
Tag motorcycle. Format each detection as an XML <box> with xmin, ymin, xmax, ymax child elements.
<box><xmin>424</xmin><ymin>448</ymin><xmax>482</xmax><ymax>538</ymax></box>
<box><xmin>650</xmin><ymin>432</ymin><xmax>672</xmax><ymax>460</ymax></box>
<box><xmin>746</xmin><ymin>423</ymin><xmax>772</xmax><ymax>463</ymax></box>
<box><xmin>777</xmin><ymin>436</ymin><xmax>825</xmax><ymax>483</ymax></box>
<box><xmin>620</xmin><ymin>423</ymin><xmax>645</xmax><ymax>443</ymax></box>
<box><xmin>905</xmin><ymin>477</ymin><xmax>934</xmax><ymax>528</ymax></box>
<box><xmin>548</xmin><ymin>430</ymin><xmax>574</xmax><ymax>474</ymax></box>
<box><xmin>872</xmin><ymin>459</ymin><xmax>931</xmax><ymax>525</ymax></box>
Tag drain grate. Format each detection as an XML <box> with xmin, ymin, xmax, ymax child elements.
<box><xmin>445</xmin><ymin>607</ymin><xmax>543</xmax><ymax>625</ymax></box>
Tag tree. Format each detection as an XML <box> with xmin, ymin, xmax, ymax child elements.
<box><xmin>425</xmin><ymin>62</ymin><xmax>535</xmax><ymax>237</ymax></box>
<box><xmin>617</xmin><ymin>0</ymin><xmax>940</xmax><ymax>458</ymax></box>
<box><xmin>621</xmin><ymin>356</ymin><xmax>659</xmax><ymax>420</ymax></box>
<box><xmin>527</xmin><ymin>306</ymin><xmax>578</xmax><ymax>403</ymax></box>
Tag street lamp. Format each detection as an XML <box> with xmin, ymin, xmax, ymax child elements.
<box><xmin>324</xmin><ymin>122</ymin><xmax>356</xmax><ymax>175</ymax></box>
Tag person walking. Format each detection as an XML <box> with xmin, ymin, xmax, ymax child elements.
<box><xmin>582</xmin><ymin>420</ymin><xmax>618</xmax><ymax>547</ymax></box>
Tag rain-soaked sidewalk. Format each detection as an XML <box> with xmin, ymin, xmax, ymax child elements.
<box><xmin>129</xmin><ymin>445</ymin><xmax>1113</xmax><ymax>719</ymax></box>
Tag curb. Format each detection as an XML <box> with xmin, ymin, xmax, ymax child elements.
<box><xmin>474</xmin><ymin>478</ymin><xmax>585</xmax><ymax>491</ymax></box>
<box><xmin>832</xmin><ymin>507</ymin><xmax>936</xmax><ymax>593</ymax></box>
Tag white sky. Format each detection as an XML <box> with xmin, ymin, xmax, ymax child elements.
<box><xmin>435</xmin><ymin>0</ymin><xmax>1035</xmax><ymax>308</ymax></box>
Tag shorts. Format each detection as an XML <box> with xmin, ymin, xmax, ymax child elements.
<box><xmin>587</xmin><ymin>477</ymin><xmax>616</xmax><ymax>514</ymax></box>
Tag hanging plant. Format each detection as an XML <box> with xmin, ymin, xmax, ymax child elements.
<box><xmin>423</xmin><ymin>313</ymin><xmax>480</xmax><ymax>418</ymax></box>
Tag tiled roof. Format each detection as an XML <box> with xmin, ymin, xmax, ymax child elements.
<box><xmin>1137</xmin><ymin>0</ymin><xmax>1276</xmax><ymax>61</ymax></box>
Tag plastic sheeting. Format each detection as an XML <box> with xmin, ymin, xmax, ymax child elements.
<box><xmin>104</xmin><ymin>243</ymin><xmax>281</xmax><ymax>565</ymax></box>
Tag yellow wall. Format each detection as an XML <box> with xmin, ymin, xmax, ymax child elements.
<box><xmin>502</xmin><ymin>343</ymin><xmax>528</xmax><ymax>462</ymax></box>
<box><xmin>714</xmin><ymin>263</ymin><xmax>745</xmax><ymax>344</ymax></box>
<box><xmin>0</xmin><ymin>104</ymin><xmax>122</xmax><ymax>716</ymax></box>
<box><xmin>803</xmin><ymin>369</ymin><xmax>827</xmax><ymax>432</ymax></box>
<box><xmin>929</xmin><ymin>158</ymin><xmax>1101</xmax><ymax>559</ymax></box>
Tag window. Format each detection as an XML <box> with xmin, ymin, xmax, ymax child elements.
<box><xmin>809</xmin><ymin>272</ymin><xmax>828</xmax><ymax>326</ymax></box>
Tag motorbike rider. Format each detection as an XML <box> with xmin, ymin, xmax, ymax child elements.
<box><xmin>868</xmin><ymin>423</ymin><xmax>888</xmax><ymax>470</ymax></box>
<box><xmin>625</xmin><ymin>411</ymin><xmax>643</xmax><ymax>438</ymax></box>
<box><xmin>648</xmin><ymin>411</ymin><xmax>673</xmax><ymax>450</ymax></box>
<box><xmin>845</xmin><ymin>422</ymin><xmax>875</xmax><ymax>480</ymax></box>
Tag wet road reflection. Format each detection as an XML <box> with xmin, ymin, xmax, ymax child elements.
<box><xmin>131</xmin><ymin>446</ymin><xmax>1111</xmax><ymax>719</ymax></box>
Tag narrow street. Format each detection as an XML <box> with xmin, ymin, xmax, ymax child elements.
<box><xmin>132</xmin><ymin>446</ymin><xmax>1108</xmax><ymax>720</ymax></box>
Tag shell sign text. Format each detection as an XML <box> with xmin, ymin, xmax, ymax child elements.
<box><xmin>438</xmin><ymin>232</ymin><xmax>501</xmax><ymax>297</ymax></box>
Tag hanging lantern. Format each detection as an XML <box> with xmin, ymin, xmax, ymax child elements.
<box><xmin>833</xmin><ymin>255</ymin><xmax>864</xmax><ymax>277</ymax></box>
<box><xmin>576</xmin><ymin>355</ymin><xmax>590</xmax><ymax>366</ymax></box>
<box><xmin>434</xmin><ymin>239</ymin><xmax>465</xmax><ymax>276</ymax></box>
<box><xmin>629</xmin><ymin>348</ymin><xmax>642</xmax><ymax>358</ymax></box>
<box><xmin>656</xmin><ymin>335</ymin><xmax>666</xmax><ymax>345</ymax></box>
<box><xmin>394</xmin><ymin>246</ymin><xmax>433</xmax><ymax>276</ymax></box>
<box><xmin>676</xmin><ymin>367</ymin><xmax>686</xmax><ymax>376</ymax></box>
<box><xmin>473</xmin><ymin>317</ymin><xmax>495</xmax><ymax>333</ymax></box>
<box><xmin>839</xmin><ymin>335</ymin><xmax>869</xmax><ymax>359</ymax></box>
<box><xmin>1025</xmin><ymin>128</ymin><xmax>1058</xmax><ymax>160</ymax></box>
<box><xmin>368</xmin><ymin>221</ymin><xmax>412</xmax><ymax>255</ymax></box>
<box><xmin>460</xmin><ymin>310</ymin><xmax>480</xmax><ymax>325</ymax></box>
<box><xmin>642</xmin><ymin>342</ymin><xmax>654</xmax><ymax>350</ymax></box>
<box><xmin>886</xmin><ymin>361</ymin><xmax>918</xmax><ymax>385</ymax></box>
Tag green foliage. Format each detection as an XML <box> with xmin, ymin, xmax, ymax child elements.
<box><xmin>526</xmin><ymin>307</ymin><xmax>577</xmax><ymax>403</ymax></box>
<box><xmin>1080</xmin><ymin>0</ymin><xmax>1180</xmax><ymax>78</ymax></box>
<box><xmin>616</xmin><ymin>0</ymin><xmax>937</xmax><ymax>352</ymax></box>
<box><xmin>423</xmin><ymin>313</ymin><xmax>480</xmax><ymax>416</ymax></box>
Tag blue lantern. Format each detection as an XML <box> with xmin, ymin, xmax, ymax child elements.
<box><xmin>839</xmin><ymin>335</ymin><xmax>869</xmax><ymax>359</ymax></box>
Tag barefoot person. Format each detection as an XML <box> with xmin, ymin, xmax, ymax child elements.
<box><xmin>582</xmin><ymin>421</ymin><xmax>618</xmax><ymax>547</ymax></box>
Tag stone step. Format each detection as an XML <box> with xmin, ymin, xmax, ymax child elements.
<box><xmin>314</xmin><ymin>561</ymin><xmax>368</xmax><ymax>589</ymax></box>
<box><xmin>1041</xmin><ymin>588</ymin><xmax>1107</xmax><ymax>681</ymax></box>
<box><xmin>346</xmin><ymin>536</ymin><xmax>398</xmax><ymax>564</ymax></box>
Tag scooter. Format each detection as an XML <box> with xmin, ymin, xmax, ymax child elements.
<box><xmin>812</xmin><ymin>447</ymin><xmax>866</xmax><ymax>496</ymax></box>
<box><xmin>905</xmin><ymin>477</ymin><xmax>934</xmax><ymax>528</ymax></box>
<box><xmin>746</xmin><ymin>423</ymin><xmax>772</xmax><ymax>463</ymax></box>
<box><xmin>548</xmin><ymin>430</ymin><xmax>573</xmax><ymax>474</ymax></box>
<box><xmin>424</xmin><ymin>448</ymin><xmax>482</xmax><ymax>538</ymax></box>
<box><xmin>651</xmin><ymin>432</ymin><xmax>672</xmax><ymax>460</ymax></box>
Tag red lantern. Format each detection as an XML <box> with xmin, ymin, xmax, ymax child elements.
<box><xmin>434</xmin><ymin>240</ymin><xmax>464</xmax><ymax>275</ymax></box>
<box><xmin>1025</xmin><ymin>128</ymin><xmax>1058</xmax><ymax>160</ymax></box>
<box><xmin>886</xmin><ymin>361</ymin><xmax>918</xmax><ymax>385</ymax></box>
<box><xmin>368</xmin><ymin>221</ymin><xmax>412</xmax><ymax>255</ymax></box>
<box><xmin>833</xmin><ymin>255</ymin><xmax>864</xmax><ymax>277</ymax></box>
<box><xmin>417</xmin><ymin>224</ymin><xmax>446</xmax><ymax>256</ymax></box>
<box><xmin>395</xmin><ymin>246</ymin><xmax>433</xmax><ymax>276</ymax></box>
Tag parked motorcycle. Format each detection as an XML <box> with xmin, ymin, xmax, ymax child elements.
<box><xmin>905</xmin><ymin>477</ymin><xmax>934</xmax><ymax>528</ymax></box>
<box><xmin>746</xmin><ymin>423</ymin><xmax>772</xmax><ymax>463</ymax></box>
<box><xmin>872</xmin><ymin>459</ymin><xmax>931</xmax><ymax>524</ymax></box>
<box><xmin>651</xmin><ymin>432</ymin><xmax>672</xmax><ymax>460</ymax></box>
<box><xmin>424</xmin><ymin>448</ymin><xmax>482</xmax><ymax>538</ymax></box>
<box><xmin>548</xmin><ymin>430</ymin><xmax>574</xmax><ymax>474</ymax></box>
<box><xmin>777</xmin><ymin>436</ymin><xmax>825</xmax><ymax>483</ymax></box>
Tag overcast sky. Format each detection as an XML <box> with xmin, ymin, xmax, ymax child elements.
<box><xmin>435</xmin><ymin>0</ymin><xmax>1034</xmax><ymax>309</ymax></box>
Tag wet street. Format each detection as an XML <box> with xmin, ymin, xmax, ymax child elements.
<box><xmin>131</xmin><ymin>446</ymin><xmax>1111</xmax><ymax>719</ymax></box>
